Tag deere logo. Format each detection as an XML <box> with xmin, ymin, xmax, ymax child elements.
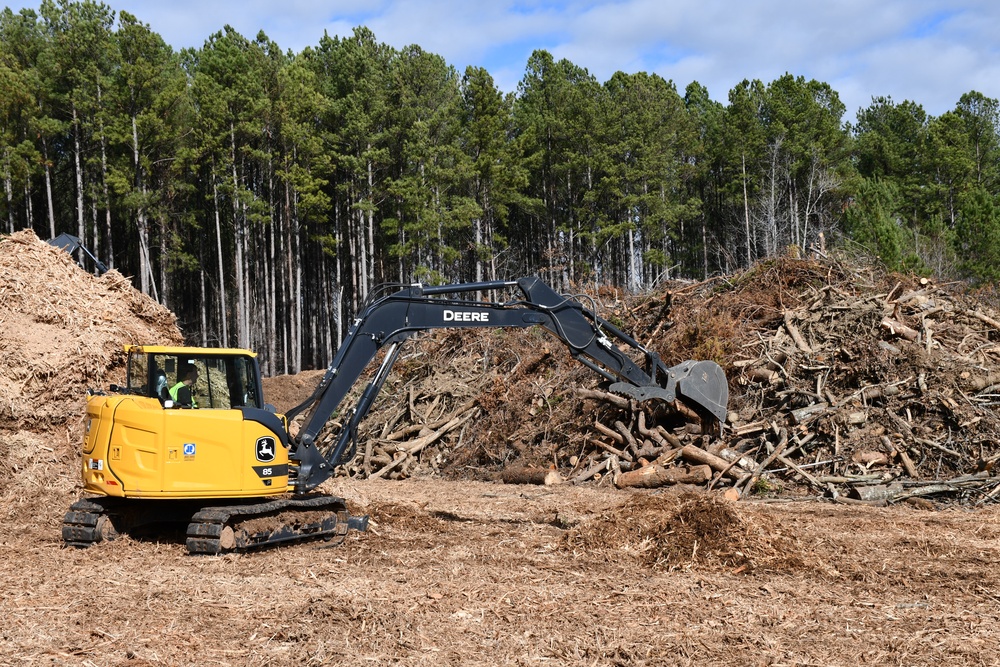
<box><xmin>256</xmin><ymin>437</ymin><xmax>276</xmax><ymax>462</ymax></box>
<box><xmin>443</xmin><ymin>309</ymin><xmax>489</xmax><ymax>322</ymax></box>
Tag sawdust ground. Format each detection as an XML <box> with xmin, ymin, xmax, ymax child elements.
<box><xmin>3</xmin><ymin>478</ymin><xmax>999</xmax><ymax>666</ymax></box>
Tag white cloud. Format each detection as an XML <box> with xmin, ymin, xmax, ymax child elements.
<box><xmin>3</xmin><ymin>0</ymin><xmax>998</xmax><ymax>118</ymax></box>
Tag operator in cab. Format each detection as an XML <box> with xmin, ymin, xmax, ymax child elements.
<box><xmin>169</xmin><ymin>364</ymin><xmax>199</xmax><ymax>408</ymax></box>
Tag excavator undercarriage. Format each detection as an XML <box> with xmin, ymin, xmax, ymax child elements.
<box><xmin>63</xmin><ymin>495</ymin><xmax>367</xmax><ymax>554</ymax></box>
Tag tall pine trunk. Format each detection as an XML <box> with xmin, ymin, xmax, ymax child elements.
<box><xmin>42</xmin><ymin>136</ymin><xmax>55</xmax><ymax>238</ymax></box>
<box><xmin>742</xmin><ymin>153</ymin><xmax>751</xmax><ymax>267</ymax></box>
<box><xmin>213</xmin><ymin>180</ymin><xmax>229</xmax><ymax>346</ymax></box>
<box><xmin>97</xmin><ymin>83</ymin><xmax>114</xmax><ymax>269</ymax></box>
<box><xmin>199</xmin><ymin>252</ymin><xmax>208</xmax><ymax>347</ymax></box>
<box><xmin>72</xmin><ymin>103</ymin><xmax>85</xmax><ymax>248</ymax></box>
<box><xmin>3</xmin><ymin>150</ymin><xmax>12</xmax><ymax>234</ymax></box>
<box><xmin>133</xmin><ymin>116</ymin><xmax>156</xmax><ymax>299</ymax></box>
<box><xmin>231</xmin><ymin>124</ymin><xmax>248</xmax><ymax>349</ymax></box>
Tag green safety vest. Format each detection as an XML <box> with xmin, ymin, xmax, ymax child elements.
<box><xmin>168</xmin><ymin>381</ymin><xmax>197</xmax><ymax>407</ymax></box>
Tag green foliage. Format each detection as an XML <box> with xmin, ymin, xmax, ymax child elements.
<box><xmin>751</xmin><ymin>477</ymin><xmax>782</xmax><ymax>496</ymax></box>
<box><xmin>844</xmin><ymin>178</ymin><xmax>906</xmax><ymax>269</ymax></box>
<box><xmin>954</xmin><ymin>187</ymin><xmax>1000</xmax><ymax>283</ymax></box>
<box><xmin>3</xmin><ymin>1</ymin><xmax>1000</xmax><ymax>370</ymax></box>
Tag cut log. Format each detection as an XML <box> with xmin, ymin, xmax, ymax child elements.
<box><xmin>589</xmin><ymin>437</ymin><xmax>632</xmax><ymax>462</ymax></box>
<box><xmin>860</xmin><ymin>385</ymin><xmax>901</xmax><ymax>402</ymax></box>
<box><xmin>575</xmin><ymin>387</ymin><xmax>631</xmax><ymax>409</ymax></box>
<box><xmin>615</xmin><ymin>464</ymin><xmax>712</xmax><ymax>489</ymax></box>
<box><xmin>881</xmin><ymin>316</ymin><xmax>919</xmax><ymax>341</ymax></box>
<box><xmin>849</xmin><ymin>483</ymin><xmax>903</xmax><ymax>501</ymax></box>
<box><xmin>971</xmin><ymin>310</ymin><xmax>1000</xmax><ymax>331</ymax></box>
<box><xmin>570</xmin><ymin>458</ymin><xmax>610</xmax><ymax>485</ymax></box>
<box><xmin>680</xmin><ymin>444</ymin><xmax>748</xmax><ymax>478</ymax></box>
<box><xmin>851</xmin><ymin>450</ymin><xmax>890</xmax><ymax>467</ymax></box>
<box><xmin>638</xmin><ymin>412</ymin><xmax>669</xmax><ymax>448</ymax></box>
<box><xmin>783</xmin><ymin>311</ymin><xmax>813</xmax><ymax>354</ymax></box>
<box><xmin>593</xmin><ymin>420</ymin><xmax>624</xmax><ymax>445</ymax></box>
<box><xmin>613</xmin><ymin>420</ymin><xmax>641</xmax><ymax>456</ymax></box>
<box><xmin>500</xmin><ymin>467</ymin><xmax>550</xmax><ymax>485</ymax></box>
<box><xmin>733</xmin><ymin>421</ymin><xmax>767</xmax><ymax>436</ymax></box>
<box><xmin>747</xmin><ymin>367</ymin><xmax>781</xmax><ymax>384</ymax></box>
<box><xmin>790</xmin><ymin>402</ymin><xmax>829</xmax><ymax>425</ymax></box>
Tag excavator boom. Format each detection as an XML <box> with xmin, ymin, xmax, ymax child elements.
<box><xmin>287</xmin><ymin>276</ymin><xmax>728</xmax><ymax>493</ymax></box>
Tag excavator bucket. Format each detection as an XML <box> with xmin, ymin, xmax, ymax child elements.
<box><xmin>610</xmin><ymin>359</ymin><xmax>729</xmax><ymax>425</ymax></box>
<box><xmin>671</xmin><ymin>360</ymin><xmax>729</xmax><ymax>424</ymax></box>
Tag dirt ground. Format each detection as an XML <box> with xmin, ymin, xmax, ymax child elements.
<box><xmin>4</xmin><ymin>477</ymin><xmax>1000</xmax><ymax>666</ymax></box>
<box><xmin>5</xmin><ymin>231</ymin><xmax>1000</xmax><ymax>666</ymax></box>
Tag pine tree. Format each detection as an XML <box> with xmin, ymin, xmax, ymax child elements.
<box><xmin>954</xmin><ymin>187</ymin><xmax>1000</xmax><ymax>282</ymax></box>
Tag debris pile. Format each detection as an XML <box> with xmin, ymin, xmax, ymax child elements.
<box><xmin>563</xmin><ymin>490</ymin><xmax>808</xmax><ymax>572</ymax></box>
<box><xmin>337</xmin><ymin>255</ymin><xmax>1000</xmax><ymax>507</ymax></box>
<box><xmin>671</xmin><ymin>256</ymin><xmax>1000</xmax><ymax>506</ymax></box>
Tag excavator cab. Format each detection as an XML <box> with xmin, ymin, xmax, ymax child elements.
<box><xmin>80</xmin><ymin>345</ymin><xmax>290</xmax><ymax>499</ymax></box>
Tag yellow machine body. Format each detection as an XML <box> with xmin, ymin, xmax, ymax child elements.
<box><xmin>81</xmin><ymin>345</ymin><xmax>290</xmax><ymax>499</ymax></box>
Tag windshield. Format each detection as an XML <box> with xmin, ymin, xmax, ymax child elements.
<box><xmin>127</xmin><ymin>351</ymin><xmax>262</xmax><ymax>410</ymax></box>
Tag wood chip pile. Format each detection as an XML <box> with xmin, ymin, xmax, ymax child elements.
<box><xmin>0</xmin><ymin>230</ymin><xmax>183</xmax><ymax>430</ymax></box>
<box><xmin>334</xmin><ymin>255</ymin><xmax>1000</xmax><ymax>507</ymax></box>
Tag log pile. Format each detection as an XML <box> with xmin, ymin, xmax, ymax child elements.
<box><xmin>340</xmin><ymin>254</ymin><xmax>1000</xmax><ymax>508</ymax></box>
<box><xmin>562</xmin><ymin>257</ymin><xmax>1000</xmax><ymax>506</ymax></box>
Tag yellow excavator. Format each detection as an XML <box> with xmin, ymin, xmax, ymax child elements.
<box><xmin>63</xmin><ymin>277</ymin><xmax>729</xmax><ymax>554</ymax></box>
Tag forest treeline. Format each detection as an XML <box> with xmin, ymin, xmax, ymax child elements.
<box><xmin>3</xmin><ymin>1</ymin><xmax>1000</xmax><ymax>374</ymax></box>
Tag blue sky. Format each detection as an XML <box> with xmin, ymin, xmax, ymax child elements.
<box><xmin>5</xmin><ymin>0</ymin><xmax>999</xmax><ymax>120</ymax></box>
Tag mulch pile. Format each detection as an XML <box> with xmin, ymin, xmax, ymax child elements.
<box><xmin>0</xmin><ymin>230</ymin><xmax>182</xmax><ymax>528</ymax></box>
<box><xmin>0</xmin><ymin>230</ymin><xmax>182</xmax><ymax>429</ymax></box>
<box><xmin>563</xmin><ymin>490</ymin><xmax>808</xmax><ymax>572</ymax></box>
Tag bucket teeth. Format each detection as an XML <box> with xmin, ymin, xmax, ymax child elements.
<box><xmin>608</xmin><ymin>359</ymin><xmax>728</xmax><ymax>424</ymax></box>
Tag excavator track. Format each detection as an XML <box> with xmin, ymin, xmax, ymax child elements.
<box><xmin>62</xmin><ymin>498</ymin><xmax>121</xmax><ymax>548</ymax></box>
<box><xmin>63</xmin><ymin>495</ymin><xmax>368</xmax><ymax>555</ymax></box>
<box><xmin>185</xmin><ymin>495</ymin><xmax>367</xmax><ymax>555</ymax></box>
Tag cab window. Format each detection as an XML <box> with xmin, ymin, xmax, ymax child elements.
<box><xmin>133</xmin><ymin>353</ymin><xmax>261</xmax><ymax>410</ymax></box>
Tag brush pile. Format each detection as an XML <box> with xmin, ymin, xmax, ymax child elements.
<box><xmin>327</xmin><ymin>255</ymin><xmax>1000</xmax><ymax>507</ymax></box>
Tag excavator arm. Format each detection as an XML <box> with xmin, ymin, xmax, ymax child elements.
<box><xmin>286</xmin><ymin>276</ymin><xmax>728</xmax><ymax>493</ymax></box>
